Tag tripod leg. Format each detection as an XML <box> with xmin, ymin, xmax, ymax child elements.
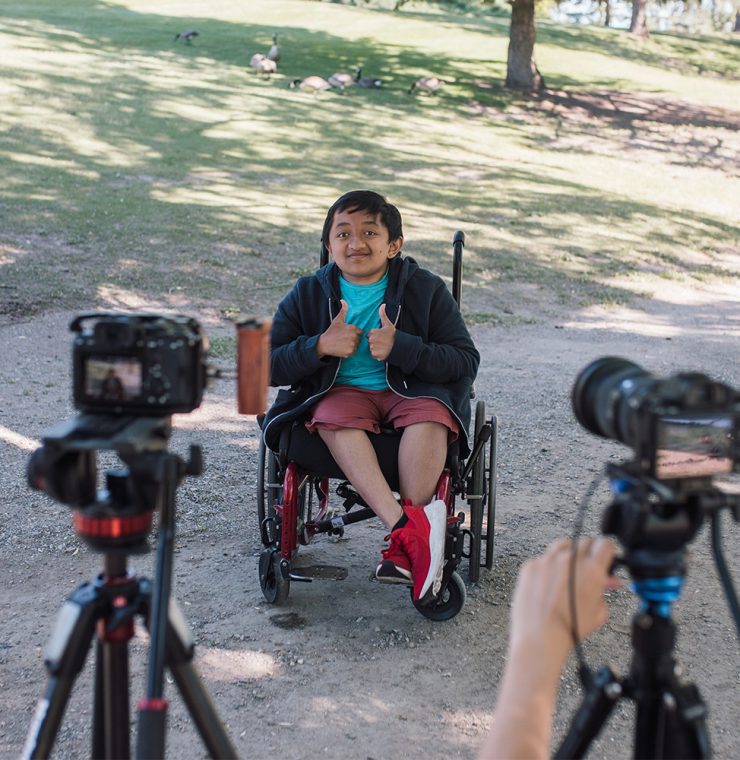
<box><xmin>97</xmin><ymin>635</ymin><xmax>131</xmax><ymax>759</ymax></box>
<box><xmin>164</xmin><ymin>600</ymin><xmax>237</xmax><ymax>759</ymax></box>
<box><xmin>554</xmin><ymin>666</ymin><xmax>622</xmax><ymax>759</ymax></box>
<box><xmin>635</xmin><ymin>681</ymin><xmax>710</xmax><ymax>759</ymax></box>
<box><xmin>22</xmin><ymin>586</ymin><xmax>101</xmax><ymax>759</ymax></box>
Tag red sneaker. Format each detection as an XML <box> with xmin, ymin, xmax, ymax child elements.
<box><xmin>394</xmin><ymin>499</ymin><xmax>446</xmax><ymax>602</ymax></box>
<box><xmin>376</xmin><ymin>533</ymin><xmax>413</xmax><ymax>585</ymax></box>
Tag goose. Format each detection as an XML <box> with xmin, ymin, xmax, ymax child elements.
<box><xmin>266</xmin><ymin>33</ymin><xmax>281</xmax><ymax>62</ymax></box>
<box><xmin>290</xmin><ymin>76</ymin><xmax>332</xmax><ymax>94</ymax></box>
<box><xmin>409</xmin><ymin>76</ymin><xmax>445</xmax><ymax>94</ymax></box>
<box><xmin>250</xmin><ymin>52</ymin><xmax>266</xmax><ymax>68</ymax></box>
<box><xmin>254</xmin><ymin>57</ymin><xmax>277</xmax><ymax>75</ymax></box>
<box><xmin>174</xmin><ymin>30</ymin><xmax>198</xmax><ymax>45</ymax></box>
<box><xmin>328</xmin><ymin>71</ymin><xmax>355</xmax><ymax>91</ymax></box>
<box><xmin>354</xmin><ymin>66</ymin><xmax>382</xmax><ymax>89</ymax></box>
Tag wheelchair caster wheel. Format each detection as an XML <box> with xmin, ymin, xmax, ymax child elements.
<box><xmin>411</xmin><ymin>571</ymin><xmax>466</xmax><ymax>621</ymax></box>
<box><xmin>259</xmin><ymin>549</ymin><xmax>290</xmax><ymax>605</ymax></box>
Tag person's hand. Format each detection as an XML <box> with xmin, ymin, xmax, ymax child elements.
<box><xmin>317</xmin><ymin>300</ymin><xmax>362</xmax><ymax>358</ymax></box>
<box><xmin>367</xmin><ymin>303</ymin><xmax>396</xmax><ymax>361</ymax></box>
<box><xmin>478</xmin><ymin>537</ymin><xmax>619</xmax><ymax>760</ymax></box>
<box><xmin>510</xmin><ymin>536</ymin><xmax>619</xmax><ymax>657</ymax></box>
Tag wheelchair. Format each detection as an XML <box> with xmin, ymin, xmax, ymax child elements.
<box><xmin>256</xmin><ymin>232</ymin><xmax>497</xmax><ymax>621</ymax></box>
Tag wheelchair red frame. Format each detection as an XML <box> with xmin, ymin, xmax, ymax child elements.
<box><xmin>256</xmin><ymin>232</ymin><xmax>497</xmax><ymax>621</ymax></box>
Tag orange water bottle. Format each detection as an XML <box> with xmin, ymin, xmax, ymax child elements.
<box><xmin>235</xmin><ymin>318</ymin><xmax>271</xmax><ymax>415</ymax></box>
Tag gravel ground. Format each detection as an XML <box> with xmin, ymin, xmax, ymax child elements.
<box><xmin>1</xmin><ymin>276</ymin><xmax>739</xmax><ymax>758</ymax></box>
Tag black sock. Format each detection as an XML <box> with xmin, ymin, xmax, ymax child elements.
<box><xmin>391</xmin><ymin>513</ymin><xmax>409</xmax><ymax>533</ymax></box>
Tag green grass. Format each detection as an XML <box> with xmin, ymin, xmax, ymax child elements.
<box><xmin>0</xmin><ymin>0</ymin><xmax>738</xmax><ymax>325</ymax></box>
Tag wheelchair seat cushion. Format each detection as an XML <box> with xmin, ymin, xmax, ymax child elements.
<box><xmin>282</xmin><ymin>422</ymin><xmax>401</xmax><ymax>492</ymax></box>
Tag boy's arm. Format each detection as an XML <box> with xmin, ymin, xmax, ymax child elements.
<box><xmin>269</xmin><ymin>289</ymin><xmax>329</xmax><ymax>387</ymax></box>
<box><xmin>387</xmin><ymin>283</ymin><xmax>479</xmax><ymax>383</ymax></box>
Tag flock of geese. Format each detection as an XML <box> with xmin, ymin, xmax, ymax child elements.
<box><xmin>247</xmin><ymin>33</ymin><xmax>445</xmax><ymax>95</ymax></box>
<box><xmin>173</xmin><ymin>30</ymin><xmax>445</xmax><ymax>95</ymax></box>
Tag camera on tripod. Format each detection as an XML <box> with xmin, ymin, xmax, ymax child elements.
<box><xmin>23</xmin><ymin>312</ymin><xmax>237</xmax><ymax>759</ymax></box>
<box><xmin>556</xmin><ymin>357</ymin><xmax>740</xmax><ymax>759</ymax></box>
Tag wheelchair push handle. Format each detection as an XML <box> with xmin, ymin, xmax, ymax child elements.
<box><xmin>452</xmin><ymin>230</ymin><xmax>465</xmax><ymax>308</ymax></box>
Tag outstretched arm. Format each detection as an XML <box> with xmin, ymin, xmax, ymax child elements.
<box><xmin>478</xmin><ymin>537</ymin><xmax>618</xmax><ymax>760</ymax></box>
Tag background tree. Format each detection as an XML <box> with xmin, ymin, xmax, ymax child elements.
<box><xmin>506</xmin><ymin>0</ymin><xmax>545</xmax><ymax>90</ymax></box>
<box><xmin>629</xmin><ymin>0</ymin><xmax>650</xmax><ymax>36</ymax></box>
<box><xmin>600</xmin><ymin>0</ymin><xmax>612</xmax><ymax>27</ymax></box>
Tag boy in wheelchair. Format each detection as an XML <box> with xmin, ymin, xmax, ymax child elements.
<box><xmin>262</xmin><ymin>190</ymin><xmax>479</xmax><ymax>604</ymax></box>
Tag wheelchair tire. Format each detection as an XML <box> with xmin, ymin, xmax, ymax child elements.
<box><xmin>411</xmin><ymin>571</ymin><xmax>466</xmax><ymax>621</ymax></box>
<box><xmin>257</xmin><ymin>437</ymin><xmax>281</xmax><ymax>545</ymax></box>
<box><xmin>259</xmin><ymin>548</ymin><xmax>290</xmax><ymax>605</ymax></box>
<box><xmin>484</xmin><ymin>415</ymin><xmax>498</xmax><ymax>570</ymax></box>
<box><xmin>467</xmin><ymin>400</ymin><xmax>486</xmax><ymax>583</ymax></box>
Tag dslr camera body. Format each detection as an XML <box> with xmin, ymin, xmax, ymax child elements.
<box><xmin>572</xmin><ymin>357</ymin><xmax>739</xmax><ymax>554</ymax></box>
<box><xmin>72</xmin><ymin>312</ymin><xmax>208</xmax><ymax>416</ymax></box>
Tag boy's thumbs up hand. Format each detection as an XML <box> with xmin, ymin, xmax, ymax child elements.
<box><xmin>335</xmin><ymin>299</ymin><xmax>348</xmax><ymax>322</ymax></box>
<box><xmin>317</xmin><ymin>299</ymin><xmax>362</xmax><ymax>358</ymax></box>
<box><xmin>367</xmin><ymin>303</ymin><xmax>396</xmax><ymax>361</ymax></box>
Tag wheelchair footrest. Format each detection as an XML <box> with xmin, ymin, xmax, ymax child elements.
<box><xmin>289</xmin><ymin>564</ymin><xmax>349</xmax><ymax>582</ymax></box>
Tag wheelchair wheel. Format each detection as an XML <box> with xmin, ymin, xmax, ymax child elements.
<box><xmin>412</xmin><ymin>571</ymin><xmax>466</xmax><ymax>621</ymax></box>
<box><xmin>467</xmin><ymin>400</ymin><xmax>486</xmax><ymax>583</ymax></box>
<box><xmin>257</xmin><ymin>436</ymin><xmax>281</xmax><ymax>540</ymax></box>
<box><xmin>484</xmin><ymin>415</ymin><xmax>498</xmax><ymax>570</ymax></box>
<box><xmin>259</xmin><ymin>548</ymin><xmax>290</xmax><ymax>605</ymax></box>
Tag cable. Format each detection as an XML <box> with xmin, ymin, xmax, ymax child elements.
<box><xmin>569</xmin><ymin>469</ymin><xmax>607</xmax><ymax>688</ymax></box>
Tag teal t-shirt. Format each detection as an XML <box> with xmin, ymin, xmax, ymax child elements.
<box><xmin>335</xmin><ymin>272</ymin><xmax>389</xmax><ymax>390</ymax></box>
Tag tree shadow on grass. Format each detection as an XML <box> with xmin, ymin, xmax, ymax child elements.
<box><xmin>467</xmin><ymin>82</ymin><xmax>740</xmax><ymax>175</ymax></box>
<box><xmin>0</xmin><ymin>1</ymin><xmax>737</xmax><ymax>325</ymax></box>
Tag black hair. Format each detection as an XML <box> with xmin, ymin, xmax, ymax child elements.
<box><xmin>321</xmin><ymin>190</ymin><xmax>403</xmax><ymax>251</ymax></box>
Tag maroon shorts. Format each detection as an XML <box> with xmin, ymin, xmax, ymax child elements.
<box><xmin>306</xmin><ymin>385</ymin><xmax>459</xmax><ymax>442</ymax></box>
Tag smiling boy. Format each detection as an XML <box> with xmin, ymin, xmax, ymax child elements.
<box><xmin>262</xmin><ymin>190</ymin><xmax>480</xmax><ymax>603</ymax></box>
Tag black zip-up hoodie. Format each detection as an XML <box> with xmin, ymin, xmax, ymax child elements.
<box><xmin>262</xmin><ymin>255</ymin><xmax>480</xmax><ymax>457</ymax></box>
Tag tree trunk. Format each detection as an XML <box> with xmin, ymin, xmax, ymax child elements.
<box><xmin>734</xmin><ymin>10</ymin><xmax>740</xmax><ymax>32</ymax></box>
<box><xmin>506</xmin><ymin>0</ymin><xmax>544</xmax><ymax>91</ymax></box>
<box><xmin>604</xmin><ymin>0</ymin><xmax>612</xmax><ymax>27</ymax></box>
<box><xmin>629</xmin><ymin>0</ymin><xmax>650</xmax><ymax>38</ymax></box>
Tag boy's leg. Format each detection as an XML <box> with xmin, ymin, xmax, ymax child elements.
<box><xmin>316</xmin><ymin>427</ymin><xmax>403</xmax><ymax>529</ymax></box>
<box><xmin>398</xmin><ymin>422</ymin><xmax>449</xmax><ymax>504</ymax></box>
<box><xmin>390</xmin><ymin>421</ymin><xmax>449</xmax><ymax>600</ymax></box>
<box><xmin>310</xmin><ymin>390</ymin><xmax>452</xmax><ymax>601</ymax></box>
<box><xmin>318</xmin><ymin>426</ymin><xmax>414</xmax><ymax>587</ymax></box>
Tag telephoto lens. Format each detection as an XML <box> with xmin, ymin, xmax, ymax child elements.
<box><xmin>571</xmin><ymin>356</ymin><xmax>652</xmax><ymax>449</ymax></box>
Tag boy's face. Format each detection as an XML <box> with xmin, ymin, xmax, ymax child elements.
<box><xmin>326</xmin><ymin>209</ymin><xmax>402</xmax><ymax>285</ymax></box>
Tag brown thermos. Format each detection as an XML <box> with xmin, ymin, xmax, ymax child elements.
<box><xmin>236</xmin><ymin>318</ymin><xmax>271</xmax><ymax>415</ymax></box>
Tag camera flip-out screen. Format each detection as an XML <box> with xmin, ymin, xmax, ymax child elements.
<box><xmin>655</xmin><ymin>415</ymin><xmax>735</xmax><ymax>479</ymax></box>
<box><xmin>83</xmin><ymin>356</ymin><xmax>143</xmax><ymax>403</ymax></box>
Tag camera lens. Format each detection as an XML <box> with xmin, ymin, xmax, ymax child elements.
<box><xmin>571</xmin><ymin>357</ymin><xmax>656</xmax><ymax>448</ymax></box>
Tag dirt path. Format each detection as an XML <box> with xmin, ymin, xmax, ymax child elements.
<box><xmin>1</xmin><ymin>277</ymin><xmax>738</xmax><ymax>758</ymax></box>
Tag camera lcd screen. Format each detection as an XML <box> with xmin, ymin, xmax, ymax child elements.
<box><xmin>655</xmin><ymin>415</ymin><xmax>734</xmax><ymax>479</ymax></box>
<box><xmin>83</xmin><ymin>356</ymin><xmax>143</xmax><ymax>403</ymax></box>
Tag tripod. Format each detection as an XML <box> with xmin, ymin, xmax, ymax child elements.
<box><xmin>23</xmin><ymin>415</ymin><xmax>237</xmax><ymax>759</ymax></box>
<box><xmin>556</xmin><ymin>549</ymin><xmax>711</xmax><ymax>759</ymax></box>
<box><xmin>22</xmin><ymin>552</ymin><xmax>235</xmax><ymax>759</ymax></box>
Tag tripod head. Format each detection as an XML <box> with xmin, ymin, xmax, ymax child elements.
<box><xmin>603</xmin><ymin>460</ymin><xmax>739</xmax><ymax>602</ymax></box>
<box><xmin>27</xmin><ymin>413</ymin><xmax>202</xmax><ymax>554</ymax></box>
